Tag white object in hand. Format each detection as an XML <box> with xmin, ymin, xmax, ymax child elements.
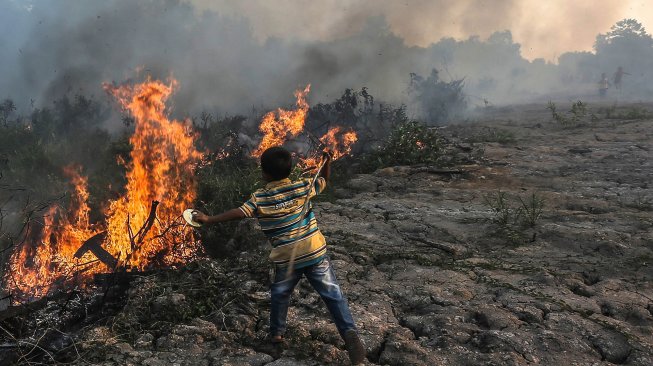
<box><xmin>183</xmin><ymin>209</ymin><xmax>203</xmax><ymax>227</ymax></box>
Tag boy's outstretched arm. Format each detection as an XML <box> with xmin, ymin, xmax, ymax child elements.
<box><xmin>193</xmin><ymin>208</ymin><xmax>245</xmax><ymax>224</ymax></box>
<box><xmin>319</xmin><ymin>152</ymin><xmax>332</xmax><ymax>182</ymax></box>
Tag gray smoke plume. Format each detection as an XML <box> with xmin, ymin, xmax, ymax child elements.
<box><xmin>1</xmin><ymin>0</ymin><xmax>652</xmax><ymax>120</ymax></box>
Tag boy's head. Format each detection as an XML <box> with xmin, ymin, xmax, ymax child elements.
<box><xmin>261</xmin><ymin>146</ymin><xmax>292</xmax><ymax>181</ymax></box>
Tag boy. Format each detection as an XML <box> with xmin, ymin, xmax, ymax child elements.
<box><xmin>193</xmin><ymin>146</ymin><xmax>366</xmax><ymax>364</ymax></box>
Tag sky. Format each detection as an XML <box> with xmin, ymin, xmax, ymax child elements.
<box><xmin>2</xmin><ymin>0</ymin><xmax>653</xmax><ymax>113</ymax></box>
<box><xmin>194</xmin><ymin>0</ymin><xmax>653</xmax><ymax>61</ymax></box>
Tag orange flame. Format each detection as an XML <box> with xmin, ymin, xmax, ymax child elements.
<box><xmin>252</xmin><ymin>85</ymin><xmax>310</xmax><ymax>158</ymax></box>
<box><xmin>319</xmin><ymin>126</ymin><xmax>358</xmax><ymax>161</ymax></box>
<box><xmin>103</xmin><ymin>77</ymin><xmax>202</xmax><ymax>269</ymax></box>
<box><xmin>3</xmin><ymin>77</ymin><xmax>202</xmax><ymax>301</ymax></box>
<box><xmin>301</xmin><ymin>126</ymin><xmax>358</xmax><ymax>169</ymax></box>
<box><xmin>3</xmin><ymin>166</ymin><xmax>102</xmax><ymax>299</ymax></box>
<box><xmin>250</xmin><ymin>85</ymin><xmax>358</xmax><ymax>170</ymax></box>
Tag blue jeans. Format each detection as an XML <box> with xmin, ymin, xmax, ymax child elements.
<box><xmin>269</xmin><ymin>256</ymin><xmax>356</xmax><ymax>338</ymax></box>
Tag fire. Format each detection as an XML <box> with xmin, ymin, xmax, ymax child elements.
<box><xmin>251</xmin><ymin>85</ymin><xmax>358</xmax><ymax>169</ymax></box>
<box><xmin>318</xmin><ymin>126</ymin><xmax>358</xmax><ymax>160</ymax></box>
<box><xmin>301</xmin><ymin>126</ymin><xmax>358</xmax><ymax>168</ymax></box>
<box><xmin>3</xmin><ymin>166</ymin><xmax>102</xmax><ymax>299</ymax></box>
<box><xmin>252</xmin><ymin>85</ymin><xmax>311</xmax><ymax>158</ymax></box>
<box><xmin>3</xmin><ymin>77</ymin><xmax>202</xmax><ymax>301</ymax></box>
<box><xmin>103</xmin><ymin>77</ymin><xmax>202</xmax><ymax>269</ymax></box>
<box><xmin>3</xmin><ymin>80</ymin><xmax>359</xmax><ymax>301</ymax></box>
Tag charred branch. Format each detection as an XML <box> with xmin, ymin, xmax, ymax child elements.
<box><xmin>73</xmin><ymin>231</ymin><xmax>115</xmax><ymax>269</ymax></box>
<box><xmin>122</xmin><ymin>200</ymin><xmax>160</xmax><ymax>269</ymax></box>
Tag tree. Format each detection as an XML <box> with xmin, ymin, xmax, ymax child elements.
<box><xmin>0</xmin><ymin>99</ymin><xmax>16</xmax><ymax>127</ymax></box>
<box><xmin>408</xmin><ymin>69</ymin><xmax>466</xmax><ymax>125</ymax></box>
<box><xmin>595</xmin><ymin>19</ymin><xmax>653</xmax><ymax>53</ymax></box>
<box><xmin>593</xmin><ymin>18</ymin><xmax>653</xmax><ymax>91</ymax></box>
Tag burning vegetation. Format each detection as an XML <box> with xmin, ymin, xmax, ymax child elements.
<box><xmin>0</xmin><ymin>68</ymin><xmax>468</xmax><ymax>364</ymax></box>
<box><xmin>0</xmin><ymin>76</ymin><xmax>371</xmax><ymax>303</ymax></box>
<box><xmin>2</xmin><ymin>78</ymin><xmax>203</xmax><ymax>301</ymax></box>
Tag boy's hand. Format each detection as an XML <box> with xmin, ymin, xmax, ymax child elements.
<box><xmin>322</xmin><ymin>151</ymin><xmax>333</xmax><ymax>162</ymax></box>
<box><xmin>192</xmin><ymin>211</ymin><xmax>209</xmax><ymax>224</ymax></box>
<box><xmin>319</xmin><ymin>151</ymin><xmax>332</xmax><ymax>182</ymax></box>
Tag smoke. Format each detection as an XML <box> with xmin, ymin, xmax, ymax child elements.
<box><xmin>193</xmin><ymin>0</ymin><xmax>652</xmax><ymax>60</ymax></box>
<box><xmin>1</xmin><ymin>0</ymin><xmax>652</xmax><ymax>119</ymax></box>
<box><xmin>0</xmin><ymin>1</ymin><xmax>428</xmax><ymax>116</ymax></box>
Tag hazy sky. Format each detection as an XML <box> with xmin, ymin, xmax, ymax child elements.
<box><xmin>2</xmin><ymin>0</ymin><xmax>653</xmax><ymax>112</ymax></box>
<box><xmin>195</xmin><ymin>0</ymin><xmax>653</xmax><ymax>61</ymax></box>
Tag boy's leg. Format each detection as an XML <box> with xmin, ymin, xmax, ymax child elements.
<box><xmin>304</xmin><ymin>257</ymin><xmax>356</xmax><ymax>336</ymax></box>
<box><xmin>305</xmin><ymin>257</ymin><xmax>365</xmax><ymax>364</ymax></box>
<box><xmin>269</xmin><ymin>266</ymin><xmax>302</xmax><ymax>338</ymax></box>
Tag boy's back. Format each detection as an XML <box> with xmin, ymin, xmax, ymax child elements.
<box><xmin>239</xmin><ymin>177</ymin><xmax>327</xmax><ymax>268</ymax></box>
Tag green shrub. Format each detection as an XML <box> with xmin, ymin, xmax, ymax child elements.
<box><xmin>361</xmin><ymin>121</ymin><xmax>443</xmax><ymax>171</ymax></box>
<box><xmin>518</xmin><ymin>192</ymin><xmax>545</xmax><ymax>227</ymax></box>
<box><xmin>483</xmin><ymin>191</ymin><xmax>545</xmax><ymax>245</ymax></box>
<box><xmin>464</xmin><ymin>127</ymin><xmax>515</xmax><ymax>144</ymax></box>
<box><xmin>617</xmin><ymin>107</ymin><xmax>651</xmax><ymax>120</ymax></box>
<box><xmin>194</xmin><ymin>147</ymin><xmax>261</xmax><ymax>257</ymax></box>
<box><xmin>548</xmin><ymin>100</ymin><xmax>596</xmax><ymax>125</ymax></box>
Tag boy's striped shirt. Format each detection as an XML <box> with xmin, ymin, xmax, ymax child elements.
<box><xmin>239</xmin><ymin>177</ymin><xmax>327</xmax><ymax>268</ymax></box>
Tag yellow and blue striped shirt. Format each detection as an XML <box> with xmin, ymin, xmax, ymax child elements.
<box><xmin>239</xmin><ymin>177</ymin><xmax>327</xmax><ymax>268</ymax></box>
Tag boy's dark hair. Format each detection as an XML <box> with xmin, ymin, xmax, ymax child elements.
<box><xmin>261</xmin><ymin>146</ymin><xmax>293</xmax><ymax>180</ymax></box>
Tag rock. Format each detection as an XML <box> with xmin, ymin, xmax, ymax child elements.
<box><xmin>376</xmin><ymin>167</ymin><xmax>402</xmax><ymax>177</ymax></box>
<box><xmin>156</xmin><ymin>334</ymin><xmax>186</xmax><ymax>349</ymax></box>
<box><xmin>401</xmin><ymin>315</ymin><xmax>444</xmax><ymax>338</ymax></box>
<box><xmin>471</xmin><ymin>305</ymin><xmax>522</xmax><ymax>330</ymax></box>
<box><xmin>135</xmin><ymin>333</ymin><xmax>155</xmax><ymax>349</ymax></box>
<box><xmin>588</xmin><ymin>329</ymin><xmax>632</xmax><ymax>364</ymax></box>
<box><xmin>209</xmin><ymin>352</ymin><xmax>273</xmax><ymax>366</ymax></box>
<box><xmin>391</xmin><ymin>220</ymin><xmax>429</xmax><ymax>234</ymax></box>
<box><xmin>17</xmin><ymin>112</ymin><xmax>653</xmax><ymax>366</ymax></box>
<box><xmin>506</xmin><ymin>305</ymin><xmax>544</xmax><ymax>324</ymax></box>
<box><xmin>626</xmin><ymin>349</ymin><xmax>653</xmax><ymax>366</ymax></box>
<box><xmin>379</xmin><ymin>327</ymin><xmax>446</xmax><ymax>365</ymax></box>
<box><xmin>142</xmin><ymin>357</ymin><xmax>168</xmax><ymax>366</ymax></box>
<box><xmin>244</xmin><ymin>353</ymin><xmax>274</xmax><ymax>365</ymax></box>
<box><xmin>347</xmin><ymin>177</ymin><xmax>378</xmax><ymax>192</ymax></box>
<box><xmin>172</xmin><ymin>318</ymin><xmax>219</xmax><ymax>339</ymax></box>
<box><xmin>263</xmin><ymin>358</ymin><xmax>310</xmax><ymax>366</ymax></box>
<box><xmin>334</xmin><ymin>188</ymin><xmax>354</xmax><ymax>198</ymax></box>
<box><xmin>152</xmin><ymin>293</ymin><xmax>186</xmax><ymax>312</ymax></box>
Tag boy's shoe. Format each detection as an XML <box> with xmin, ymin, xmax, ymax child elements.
<box><xmin>256</xmin><ymin>335</ymin><xmax>284</xmax><ymax>359</ymax></box>
<box><xmin>343</xmin><ymin>329</ymin><xmax>366</xmax><ymax>365</ymax></box>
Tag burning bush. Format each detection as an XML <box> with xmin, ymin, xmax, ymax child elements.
<box><xmin>307</xmin><ymin>87</ymin><xmax>408</xmax><ymax>151</ymax></box>
<box><xmin>1</xmin><ymin>78</ymin><xmax>204</xmax><ymax>302</ymax></box>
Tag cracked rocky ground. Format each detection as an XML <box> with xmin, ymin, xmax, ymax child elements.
<box><xmin>16</xmin><ymin>104</ymin><xmax>652</xmax><ymax>365</ymax></box>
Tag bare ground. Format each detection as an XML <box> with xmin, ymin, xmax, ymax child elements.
<box><xmin>12</xmin><ymin>102</ymin><xmax>652</xmax><ymax>365</ymax></box>
<box><xmin>311</xmin><ymin>103</ymin><xmax>653</xmax><ymax>365</ymax></box>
